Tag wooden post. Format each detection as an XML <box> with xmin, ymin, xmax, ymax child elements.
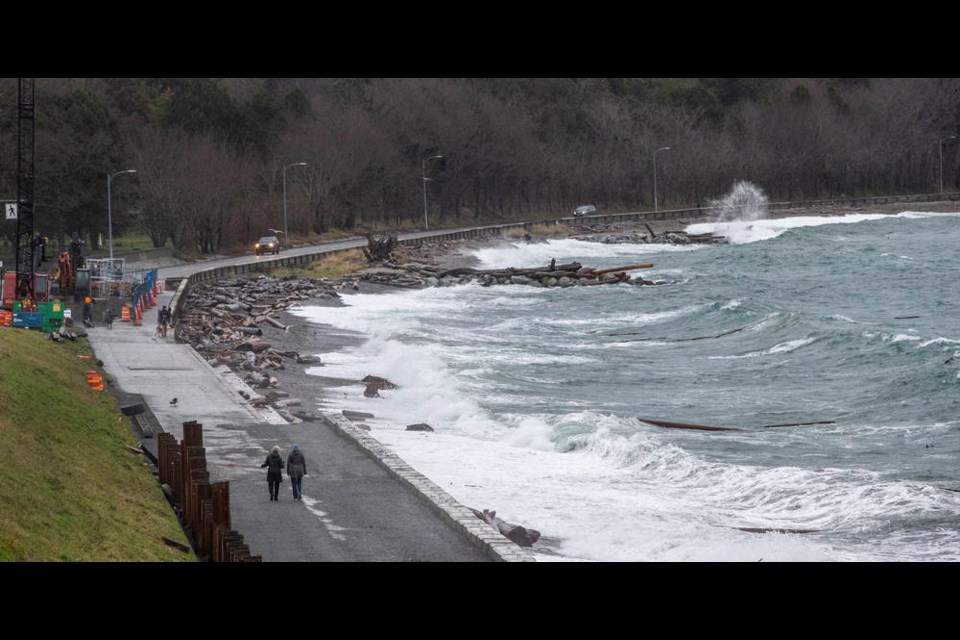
<box><xmin>219</xmin><ymin>531</ymin><xmax>243</xmax><ymax>563</ymax></box>
<box><xmin>183</xmin><ymin>447</ymin><xmax>207</xmax><ymax>536</ymax></box>
<box><xmin>212</xmin><ymin>482</ymin><xmax>231</xmax><ymax>530</ymax></box>
<box><xmin>157</xmin><ymin>433</ymin><xmax>177</xmax><ymax>486</ymax></box>
<box><xmin>194</xmin><ymin>483</ymin><xmax>213</xmax><ymax>556</ymax></box>
<box><xmin>182</xmin><ymin>420</ymin><xmax>203</xmax><ymax>448</ymax></box>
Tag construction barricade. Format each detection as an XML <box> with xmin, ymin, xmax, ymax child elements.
<box><xmin>85</xmin><ymin>370</ymin><xmax>104</xmax><ymax>391</ymax></box>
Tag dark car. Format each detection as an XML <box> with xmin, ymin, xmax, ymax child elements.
<box><xmin>255</xmin><ymin>235</ymin><xmax>281</xmax><ymax>255</ymax></box>
<box><xmin>573</xmin><ymin>204</ymin><xmax>598</xmax><ymax>217</ymax></box>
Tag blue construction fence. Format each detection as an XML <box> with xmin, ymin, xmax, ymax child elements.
<box><xmin>130</xmin><ymin>269</ymin><xmax>158</xmax><ymax>321</ymax></box>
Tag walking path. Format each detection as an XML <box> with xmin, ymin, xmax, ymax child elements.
<box><xmin>87</xmin><ymin>286</ymin><xmax>521</xmax><ymax>561</ymax></box>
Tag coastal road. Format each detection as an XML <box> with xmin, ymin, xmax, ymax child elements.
<box><xmin>154</xmin><ymin>229</ymin><xmax>458</xmax><ymax>281</ymax></box>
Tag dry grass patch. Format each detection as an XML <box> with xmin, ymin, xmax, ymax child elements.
<box><xmin>268</xmin><ymin>249</ymin><xmax>368</xmax><ymax>279</ymax></box>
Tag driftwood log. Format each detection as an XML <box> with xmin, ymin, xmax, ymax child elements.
<box><xmin>470</xmin><ymin>508</ymin><xmax>541</xmax><ymax>547</ymax></box>
<box><xmin>362</xmin><ymin>233</ymin><xmax>399</xmax><ymax>262</ymax></box>
<box><xmin>638</xmin><ymin>417</ymin><xmax>835</xmax><ymax>432</ymax></box>
<box><xmin>430</xmin><ymin>261</ymin><xmax>653</xmax><ymax>288</ymax></box>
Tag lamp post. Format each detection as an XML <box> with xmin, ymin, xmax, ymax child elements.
<box><xmin>283</xmin><ymin>162</ymin><xmax>308</xmax><ymax>239</ymax></box>
<box><xmin>107</xmin><ymin>169</ymin><xmax>137</xmax><ymax>260</ymax></box>
<box><xmin>422</xmin><ymin>154</ymin><xmax>443</xmax><ymax>230</ymax></box>
<box><xmin>653</xmin><ymin>146</ymin><xmax>671</xmax><ymax>213</ymax></box>
<box><xmin>939</xmin><ymin>135</ymin><xmax>956</xmax><ymax>196</ymax></box>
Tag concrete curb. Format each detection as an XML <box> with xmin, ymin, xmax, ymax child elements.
<box><xmin>322</xmin><ymin>414</ymin><xmax>535</xmax><ymax>563</ymax></box>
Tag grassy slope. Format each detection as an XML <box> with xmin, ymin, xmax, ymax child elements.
<box><xmin>0</xmin><ymin>329</ymin><xmax>193</xmax><ymax>562</ymax></box>
<box><xmin>267</xmin><ymin>248</ymin><xmax>368</xmax><ymax>279</ymax></box>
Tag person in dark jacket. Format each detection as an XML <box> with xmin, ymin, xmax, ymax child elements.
<box><xmin>260</xmin><ymin>446</ymin><xmax>285</xmax><ymax>501</ymax></box>
<box><xmin>82</xmin><ymin>296</ymin><xmax>94</xmax><ymax>327</ymax></box>
<box><xmin>286</xmin><ymin>444</ymin><xmax>308</xmax><ymax>500</ymax></box>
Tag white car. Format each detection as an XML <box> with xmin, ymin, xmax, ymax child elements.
<box><xmin>573</xmin><ymin>204</ymin><xmax>598</xmax><ymax>217</ymax></box>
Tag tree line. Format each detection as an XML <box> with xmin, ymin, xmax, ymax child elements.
<box><xmin>1</xmin><ymin>78</ymin><xmax>957</xmax><ymax>256</ymax></box>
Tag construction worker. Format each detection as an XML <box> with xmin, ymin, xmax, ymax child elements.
<box><xmin>82</xmin><ymin>296</ymin><xmax>94</xmax><ymax>327</ymax></box>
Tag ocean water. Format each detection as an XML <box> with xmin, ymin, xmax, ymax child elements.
<box><xmin>289</xmin><ymin>211</ymin><xmax>960</xmax><ymax>562</ymax></box>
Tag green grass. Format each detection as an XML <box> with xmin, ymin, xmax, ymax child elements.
<box><xmin>0</xmin><ymin>328</ymin><xmax>193</xmax><ymax>562</ymax></box>
<box><xmin>86</xmin><ymin>233</ymin><xmax>171</xmax><ymax>257</ymax></box>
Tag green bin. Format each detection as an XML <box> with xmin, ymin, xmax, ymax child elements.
<box><xmin>38</xmin><ymin>301</ymin><xmax>65</xmax><ymax>332</ymax></box>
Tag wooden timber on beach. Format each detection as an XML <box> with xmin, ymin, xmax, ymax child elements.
<box><xmin>570</xmin><ymin>221</ymin><xmax>728</xmax><ymax>246</ymax></box>
<box><xmin>419</xmin><ymin>261</ymin><xmax>656</xmax><ymax>288</ymax></box>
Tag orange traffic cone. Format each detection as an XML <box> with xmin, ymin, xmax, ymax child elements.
<box><xmin>148</xmin><ymin>288</ymin><xmax>155</xmax><ymax>307</ymax></box>
<box><xmin>134</xmin><ymin>306</ymin><xmax>141</xmax><ymax>326</ymax></box>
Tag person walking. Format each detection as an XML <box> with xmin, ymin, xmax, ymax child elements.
<box><xmin>260</xmin><ymin>446</ymin><xmax>285</xmax><ymax>501</ymax></box>
<box><xmin>286</xmin><ymin>444</ymin><xmax>308</xmax><ymax>500</ymax></box>
<box><xmin>158</xmin><ymin>305</ymin><xmax>169</xmax><ymax>338</ymax></box>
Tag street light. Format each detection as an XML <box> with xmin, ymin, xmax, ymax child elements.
<box><xmin>939</xmin><ymin>135</ymin><xmax>956</xmax><ymax>196</ymax></box>
<box><xmin>107</xmin><ymin>169</ymin><xmax>137</xmax><ymax>260</ymax></box>
<box><xmin>283</xmin><ymin>162</ymin><xmax>308</xmax><ymax>239</ymax></box>
<box><xmin>653</xmin><ymin>146</ymin><xmax>671</xmax><ymax>213</ymax></box>
<box><xmin>422</xmin><ymin>154</ymin><xmax>443</xmax><ymax>230</ymax></box>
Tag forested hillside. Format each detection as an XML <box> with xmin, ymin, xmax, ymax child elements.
<box><xmin>1</xmin><ymin>78</ymin><xmax>957</xmax><ymax>255</ymax></box>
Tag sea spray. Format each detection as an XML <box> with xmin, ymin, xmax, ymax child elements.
<box><xmin>710</xmin><ymin>180</ymin><xmax>769</xmax><ymax>222</ymax></box>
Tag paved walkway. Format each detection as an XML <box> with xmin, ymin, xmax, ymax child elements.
<box><xmin>86</xmin><ymin>288</ymin><xmax>495</xmax><ymax>562</ymax></box>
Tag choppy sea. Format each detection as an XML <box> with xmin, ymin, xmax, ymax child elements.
<box><xmin>288</xmin><ymin>211</ymin><xmax>960</xmax><ymax>562</ymax></box>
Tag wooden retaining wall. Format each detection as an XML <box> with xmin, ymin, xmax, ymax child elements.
<box><xmin>157</xmin><ymin>420</ymin><xmax>261</xmax><ymax>562</ymax></box>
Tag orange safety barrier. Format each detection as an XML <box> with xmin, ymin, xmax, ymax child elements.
<box><xmin>120</xmin><ymin>305</ymin><xmax>131</xmax><ymax>322</ymax></box>
<box><xmin>156</xmin><ymin>280</ymin><xmax>164</xmax><ymax>294</ymax></box>
<box><xmin>85</xmin><ymin>370</ymin><xmax>104</xmax><ymax>391</ymax></box>
<box><xmin>0</xmin><ymin>310</ymin><xmax>11</xmax><ymax>327</ymax></box>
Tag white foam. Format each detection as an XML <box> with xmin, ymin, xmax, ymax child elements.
<box><xmin>471</xmin><ymin>238</ymin><xmax>696</xmax><ymax>270</ymax></box>
<box><xmin>897</xmin><ymin>210</ymin><xmax>960</xmax><ymax>219</ymax></box>
<box><xmin>687</xmin><ymin>213</ymin><xmax>892</xmax><ymax>244</ymax></box>
<box><xmin>917</xmin><ymin>337</ymin><xmax>960</xmax><ymax>349</ymax></box>
<box><xmin>889</xmin><ymin>333</ymin><xmax>921</xmax><ymax>344</ymax></box>
<box><xmin>709</xmin><ymin>337</ymin><xmax>815</xmax><ymax>359</ymax></box>
<box><xmin>686</xmin><ymin>210</ymin><xmax>960</xmax><ymax>245</ymax></box>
